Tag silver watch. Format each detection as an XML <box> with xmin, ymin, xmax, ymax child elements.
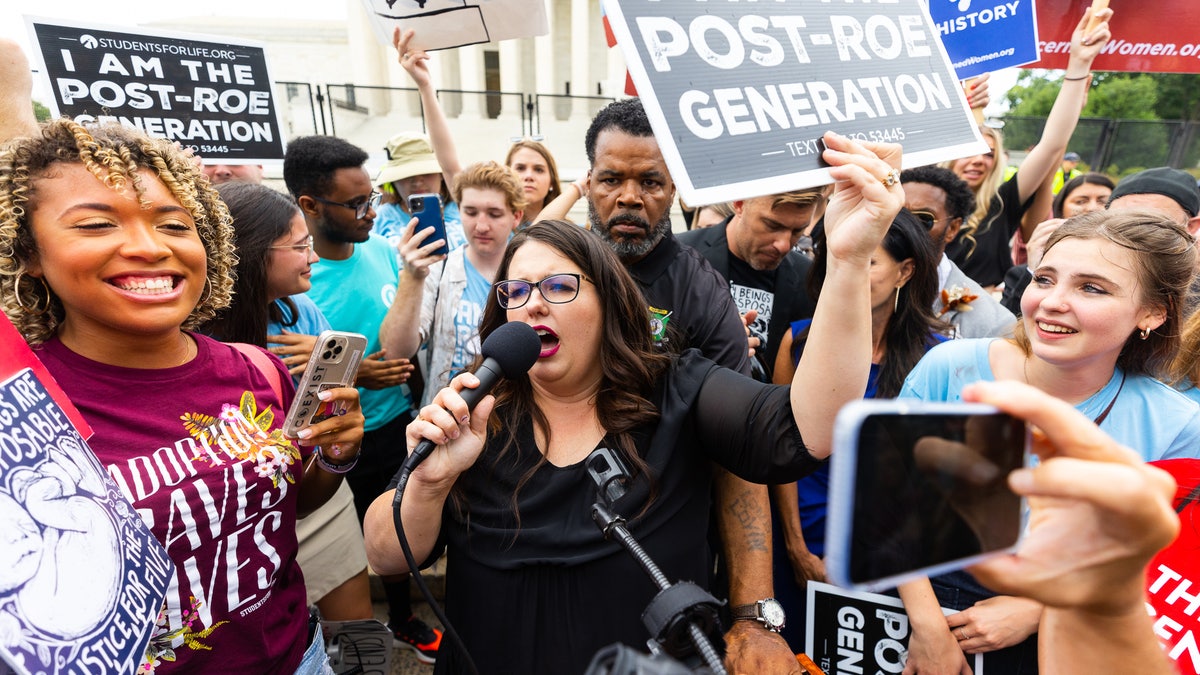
<box><xmin>730</xmin><ymin>598</ymin><xmax>786</xmax><ymax>633</ymax></box>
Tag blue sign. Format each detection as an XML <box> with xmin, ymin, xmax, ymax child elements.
<box><xmin>0</xmin><ymin>369</ymin><xmax>174</xmax><ymax>675</ymax></box>
<box><xmin>925</xmin><ymin>0</ymin><xmax>1040</xmax><ymax>79</ymax></box>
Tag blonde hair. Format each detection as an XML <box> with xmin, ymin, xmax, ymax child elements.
<box><xmin>451</xmin><ymin>160</ymin><xmax>528</xmax><ymax>215</ymax></box>
<box><xmin>0</xmin><ymin>119</ymin><xmax>236</xmax><ymax>344</ymax></box>
<box><xmin>943</xmin><ymin>125</ymin><xmax>1006</xmax><ymax>256</ymax></box>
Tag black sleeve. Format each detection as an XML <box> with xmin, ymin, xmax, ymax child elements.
<box><xmin>690</xmin><ymin>365</ymin><xmax>824</xmax><ymax>483</ymax></box>
<box><xmin>999</xmin><ymin>172</ymin><xmax>1037</xmax><ymax>237</ymax></box>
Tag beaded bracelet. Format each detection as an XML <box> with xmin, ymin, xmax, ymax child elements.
<box><xmin>313</xmin><ymin>448</ymin><xmax>359</xmax><ymax>474</ymax></box>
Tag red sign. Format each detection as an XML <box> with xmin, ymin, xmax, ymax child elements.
<box><xmin>1026</xmin><ymin>1</ymin><xmax>1200</xmax><ymax>73</ymax></box>
<box><xmin>0</xmin><ymin>315</ymin><xmax>92</xmax><ymax>438</ymax></box>
<box><xmin>1147</xmin><ymin>458</ymin><xmax>1200</xmax><ymax>674</ymax></box>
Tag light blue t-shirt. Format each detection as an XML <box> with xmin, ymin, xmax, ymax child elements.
<box><xmin>450</xmin><ymin>257</ymin><xmax>489</xmax><ymax>374</ymax></box>
<box><xmin>373</xmin><ymin>200</ymin><xmax>466</xmax><ymax>258</ymax></box>
<box><xmin>306</xmin><ymin>234</ymin><xmax>411</xmax><ymax>431</ymax></box>
<box><xmin>900</xmin><ymin>338</ymin><xmax>1200</xmax><ymax>461</ymax></box>
<box><xmin>267</xmin><ymin>295</ymin><xmax>331</xmax><ymax>386</ymax></box>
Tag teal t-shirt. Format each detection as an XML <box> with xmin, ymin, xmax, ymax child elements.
<box><xmin>306</xmin><ymin>234</ymin><xmax>412</xmax><ymax>431</ymax></box>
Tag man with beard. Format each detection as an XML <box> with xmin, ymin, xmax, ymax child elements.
<box><xmin>581</xmin><ymin>98</ymin><xmax>799</xmax><ymax>672</ymax></box>
<box><xmin>678</xmin><ymin>190</ymin><xmax>824</xmax><ymax>381</ymax></box>
<box><xmin>284</xmin><ymin>136</ymin><xmax>443</xmax><ymax>664</ymax></box>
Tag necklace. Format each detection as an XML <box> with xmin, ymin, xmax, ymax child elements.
<box><xmin>178</xmin><ymin>332</ymin><xmax>195</xmax><ymax>365</ymax></box>
<box><xmin>1023</xmin><ymin>358</ymin><xmax>1125</xmax><ymax>425</ymax></box>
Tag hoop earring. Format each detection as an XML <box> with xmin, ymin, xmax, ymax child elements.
<box><xmin>198</xmin><ymin>279</ymin><xmax>212</xmax><ymax>307</ymax></box>
<box><xmin>13</xmin><ymin>271</ymin><xmax>51</xmax><ymax>315</ymax></box>
<box><xmin>1139</xmin><ymin>327</ymin><xmax>1150</xmax><ymax>340</ymax></box>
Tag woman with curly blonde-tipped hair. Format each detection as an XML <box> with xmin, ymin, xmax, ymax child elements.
<box><xmin>0</xmin><ymin>118</ymin><xmax>365</xmax><ymax>674</ymax></box>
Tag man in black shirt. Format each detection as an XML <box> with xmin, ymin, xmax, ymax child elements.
<box><xmin>582</xmin><ymin>98</ymin><xmax>797</xmax><ymax>671</ymax></box>
<box><xmin>679</xmin><ymin>191</ymin><xmax>824</xmax><ymax>381</ymax></box>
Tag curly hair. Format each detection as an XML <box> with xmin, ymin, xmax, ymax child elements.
<box><xmin>0</xmin><ymin>119</ymin><xmax>236</xmax><ymax>344</ymax></box>
<box><xmin>505</xmin><ymin>139</ymin><xmax>562</xmax><ymax>208</ymax></box>
<box><xmin>471</xmin><ymin>220</ymin><xmax>671</xmax><ymax>522</ymax></box>
<box><xmin>584</xmin><ymin>98</ymin><xmax>654</xmax><ymax>165</ymax></box>
<box><xmin>451</xmin><ymin>161</ymin><xmax>528</xmax><ymax>216</ymax></box>
<box><xmin>1015</xmin><ymin>209</ymin><xmax>1194</xmax><ymax>379</ymax></box>
<box><xmin>900</xmin><ymin>165</ymin><xmax>975</xmax><ymax>224</ymax></box>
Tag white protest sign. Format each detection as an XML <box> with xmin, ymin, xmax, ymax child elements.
<box><xmin>26</xmin><ymin>17</ymin><xmax>287</xmax><ymax>162</ymax></box>
<box><xmin>602</xmin><ymin>0</ymin><xmax>987</xmax><ymax>205</ymax></box>
<box><xmin>358</xmin><ymin>0</ymin><xmax>549</xmax><ymax>52</ymax></box>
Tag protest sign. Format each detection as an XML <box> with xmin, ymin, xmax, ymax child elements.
<box><xmin>1029</xmin><ymin>0</ymin><xmax>1200</xmax><ymax>74</ymax></box>
<box><xmin>602</xmin><ymin>0</ymin><xmax>986</xmax><ymax>205</ymax></box>
<box><xmin>358</xmin><ymin>0</ymin><xmax>549</xmax><ymax>52</ymax></box>
<box><xmin>926</xmin><ymin>0</ymin><xmax>1040</xmax><ymax>79</ymax></box>
<box><xmin>0</xmin><ymin>368</ymin><xmax>174</xmax><ymax>675</ymax></box>
<box><xmin>25</xmin><ymin>17</ymin><xmax>287</xmax><ymax>162</ymax></box>
<box><xmin>806</xmin><ymin>582</ymin><xmax>985</xmax><ymax>675</ymax></box>
<box><xmin>0</xmin><ymin>317</ymin><xmax>90</xmax><ymax>439</ymax></box>
<box><xmin>1147</xmin><ymin>458</ymin><xmax>1200</xmax><ymax>674</ymax></box>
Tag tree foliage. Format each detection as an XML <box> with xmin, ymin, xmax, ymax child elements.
<box><xmin>32</xmin><ymin>100</ymin><xmax>50</xmax><ymax>123</ymax></box>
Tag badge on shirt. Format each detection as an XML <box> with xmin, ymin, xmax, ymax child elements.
<box><xmin>648</xmin><ymin>306</ymin><xmax>672</xmax><ymax>346</ymax></box>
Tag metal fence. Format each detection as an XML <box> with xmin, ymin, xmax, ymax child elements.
<box><xmin>1002</xmin><ymin>115</ymin><xmax>1200</xmax><ymax>177</ymax></box>
<box><xmin>274</xmin><ymin>81</ymin><xmax>614</xmax><ymax>141</ymax></box>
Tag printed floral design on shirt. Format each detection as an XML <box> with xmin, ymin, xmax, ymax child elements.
<box><xmin>179</xmin><ymin>390</ymin><xmax>300</xmax><ymax>487</ymax></box>
<box><xmin>140</xmin><ymin>598</ymin><xmax>229</xmax><ymax>673</ymax></box>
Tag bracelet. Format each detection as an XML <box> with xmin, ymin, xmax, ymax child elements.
<box><xmin>313</xmin><ymin>448</ymin><xmax>359</xmax><ymax>474</ymax></box>
<box><xmin>1062</xmin><ymin>73</ymin><xmax>1090</xmax><ymax>81</ymax></box>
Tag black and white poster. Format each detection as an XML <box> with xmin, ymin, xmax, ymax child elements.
<box><xmin>602</xmin><ymin>0</ymin><xmax>987</xmax><ymax>205</ymax></box>
<box><xmin>26</xmin><ymin>17</ymin><xmax>286</xmax><ymax>162</ymax></box>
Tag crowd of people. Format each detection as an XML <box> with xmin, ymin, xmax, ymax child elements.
<box><xmin>1</xmin><ymin>4</ymin><xmax>1199</xmax><ymax>674</ymax></box>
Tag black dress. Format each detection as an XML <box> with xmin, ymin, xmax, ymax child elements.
<box><xmin>429</xmin><ymin>350</ymin><xmax>822</xmax><ymax>674</ymax></box>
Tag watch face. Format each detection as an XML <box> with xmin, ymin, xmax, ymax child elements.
<box><xmin>761</xmin><ymin>599</ymin><xmax>786</xmax><ymax>629</ymax></box>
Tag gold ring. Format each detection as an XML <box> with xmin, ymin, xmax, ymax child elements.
<box><xmin>881</xmin><ymin>168</ymin><xmax>901</xmax><ymax>188</ymax></box>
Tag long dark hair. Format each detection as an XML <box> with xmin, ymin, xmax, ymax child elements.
<box><xmin>204</xmin><ymin>182</ymin><xmax>302</xmax><ymax>345</ymax></box>
<box><xmin>806</xmin><ymin>210</ymin><xmax>949</xmax><ymax>397</ymax></box>
<box><xmin>475</xmin><ymin>220</ymin><xmax>671</xmax><ymax>516</ymax></box>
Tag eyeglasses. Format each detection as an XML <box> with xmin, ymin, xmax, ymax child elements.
<box><xmin>910</xmin><ymin>210</ymin><xmax>944</xmax><ymax>229</ymax></box>
<box><xmin>494</xmin><ymin>273</ymin><xmax>589</xmax><ymax>310</ymax></box>
<box><xmin>308</xmin><ymin>191</ymin><xmax>381</xmax><ymax>219</ymax></box>
<box><xmin>269</xmin><ymin>235</ymin><xmax>314</xmax><ymax>253</ymax></box>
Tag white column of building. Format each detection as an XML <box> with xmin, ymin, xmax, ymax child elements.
<box><xmin>569</xmin><ymin>0</ymin><xmax>591</xmax><ymax>119</ymax></box>
<box><xmin>458</xmin><ymin>44</ymin><xmax>484</xmax><ymax>119</ymax></box>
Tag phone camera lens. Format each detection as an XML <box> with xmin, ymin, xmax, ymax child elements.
<box><xmin>322</xmin><ymin>350</ymin><xmax>333</xmax><ymax>360</ymax></box>
<box><xmin>333</xmin><ymin>345</ymin><xmax>344</xmax><ymax>355</ymax></box>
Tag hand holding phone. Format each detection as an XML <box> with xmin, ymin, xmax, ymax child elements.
<box><xmin>825</xmin><ymin>400</ymin><xmax>1028</xmax><ymax>591</ymax></box>
<box><xmin>282</xmin><ymin>331</ymin><xmax>368</xmax><ymax>438</ymax></box>
<box><xmin>407</xmin><ymin>192</ymin><xmax>449</xmax><ymax>257</ymax></box>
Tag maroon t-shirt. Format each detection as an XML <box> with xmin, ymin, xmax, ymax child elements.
<box><xmin>36</xmin><ymin>334</ymin><xmax>308</xmax><ymax>673</ymax></box>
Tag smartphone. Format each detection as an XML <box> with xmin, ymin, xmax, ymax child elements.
<box><xmin>407</xmin><ymin>192</ymin><xmax>449</xmax><ymax>256</ymax></box>
<box><xmin>825</xmin><ymin>400</ymin><xmax>1029</xmax><ymax>592</ymax></box>
<box><xmin>282</xmin><ymin>330</ymin><xmax>368</xmax><ymax>438</ymax></box>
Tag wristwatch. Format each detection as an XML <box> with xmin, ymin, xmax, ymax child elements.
<box><xmin>730</xmin><ymin>598</ymin><xmax>786</xmax><ymax>633</ymax></box>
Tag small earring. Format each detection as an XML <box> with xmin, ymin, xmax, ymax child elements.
<box><xmin>1139</xmin><ymin>327</ymin><xmax>1150</xmax><ymax>340</ymax></box>
<box><xmin>894</xmin><ymin>286</ymin><xmax>901</xmax><ymax>312</ymax></box>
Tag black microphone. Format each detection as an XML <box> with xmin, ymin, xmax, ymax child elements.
<box><xmin>401</xmin><ymin>321</ymin><xmax>541</xmax><ymax>473</ymax></box>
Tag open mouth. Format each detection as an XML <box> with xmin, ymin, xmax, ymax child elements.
<box><xmin>1036</xmin><ymin>320</ymin><xmax>1077</xmax><ymax>335</ymax></box>
<box><xmin>534</xmin><ymin>325</ymin><xmax>560</xmax><ymax>357</ymax></box>
<box><xmin>108</xmin><ymin>274</ymin><xmax>180</xmax><ymax>296</ymax></box>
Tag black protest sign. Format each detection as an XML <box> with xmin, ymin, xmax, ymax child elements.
<box><xmin>805</xmin><ymin>582</ymin><xmax>985</xmax><ymax>675</ymax></box>
<box><xmin>602</xmin><ymin>0</ymin><xmax>986</xmax><ymax>204</ymax></box>
<box><xmin>27</xmin><ymin>18</ymin><xmax>285</xmax><ymax>162</ymax></box>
